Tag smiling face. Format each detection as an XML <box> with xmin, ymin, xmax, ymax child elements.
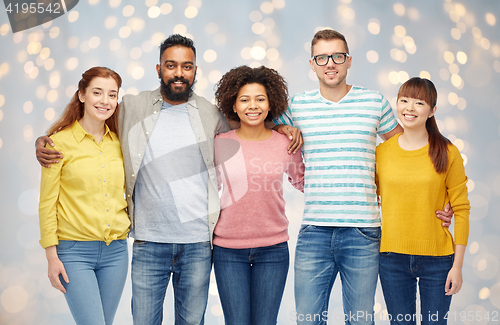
<box><xmin>397</xmin><ymin>96</ymin><xmax>436</xmax><ymax>130</ymax></box>
<box><xmin>309</xmin><ymin>39</ymin><xmax>352</xmax><ymax>90</ymax></box>
<box><xmin>156</xmin><ymin>45</ymin><xmax>197</xmax><ymax>104</ymax></box>
<box><xmin>233</xmin><ymin>83</ymin><xmax>270</xmax><ymax>128</ymax></box>
<box><xmin>78</xmin><ymin>77</ymin><xmax>119</xmax><ymax>123</ymax></box>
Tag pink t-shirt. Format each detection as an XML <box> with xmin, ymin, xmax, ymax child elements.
<box><xmin>214</xmin><ymin>130</ymin><xmax>304</xmax><ymax>249</ymax></box>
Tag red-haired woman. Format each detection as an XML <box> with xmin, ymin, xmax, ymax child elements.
<box><xmin>376</xmin><ymin>77</ymin><xmax>470</xmax><ymax>324</ymax></box>
<box><xmin>38</xmin><ymin>67</ymin><xmax>129</xmax><ymax>325</ymax></box>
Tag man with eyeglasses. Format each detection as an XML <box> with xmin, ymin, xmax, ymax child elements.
<box><xmin>274</xmin><ymin>29</ymin><xmax>451</xmax><ymax>324</ymax></box>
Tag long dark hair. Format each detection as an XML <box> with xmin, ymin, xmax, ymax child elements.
<box><xmin>47</xmin><ymin>67</ymin><xmax>122</xmax><ymax>136</ymax></box>
<box><xmin>398</xmin><ymin>77</ymin><xmax>451</xmax><ymax>173</ymax></box>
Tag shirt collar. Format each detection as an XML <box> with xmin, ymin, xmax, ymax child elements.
<box><xmin>105</xmin><ymin>124</ymin><xmax>117</xmax><ymax>141</ymax></box>
<box><xmin>161</xmin><ymin>100</ymin><xmax>188</xmax><ymax>110</ymax></box>
<box><xmin>70</xmin><ymin>120</ymin><xmax>116</xmax><ymax>143</ymax></box>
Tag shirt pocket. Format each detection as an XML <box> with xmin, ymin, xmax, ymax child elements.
<box><xmin>109</xmin><ymin>158</ymin><xmax>126</xmax><ymax>190</ymax></box>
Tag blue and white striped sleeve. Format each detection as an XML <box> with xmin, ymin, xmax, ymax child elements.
<box><xmin>377</xmin><ymin>95</ymin><xmax>399</xmax><ymax>135</ymax></box>
<box><xmin>272</xmin><ymin>106</ymin><xmax>294</xmax><ymax>127</ymax></box>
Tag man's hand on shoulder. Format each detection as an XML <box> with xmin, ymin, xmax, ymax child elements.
<box><xmin>273</xmin><ymin>124</ymin><xmax>303</xmax><ymax>154</ymax></box>
<box><xmin>36</xmin><ymin>136</ymin><xmax>62</xmax><ymax>168</ymax></box>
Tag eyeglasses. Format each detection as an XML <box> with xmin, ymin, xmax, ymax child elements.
<box><xmin>312</xmin><ymin>53</ymin><xmax>349</xmax><ymax>66</ymax></box>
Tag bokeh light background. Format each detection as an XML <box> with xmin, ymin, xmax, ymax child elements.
<box><xmin>1</xmin><ymin>0</ymin><xmax>499</xmax><ymax>324</ymax></box>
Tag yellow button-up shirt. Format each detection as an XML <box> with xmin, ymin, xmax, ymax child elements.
<box><xmin>38</xmin><ymin>121</ymin><xmax>130</xmax><ymax>248</ymax></box>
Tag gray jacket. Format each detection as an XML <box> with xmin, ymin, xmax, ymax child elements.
<box><xmin>118</xmin><ymin>87</ymin><xmax>230</xmax><ymax>243</ymax></box>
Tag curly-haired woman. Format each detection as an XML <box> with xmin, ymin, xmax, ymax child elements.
<box><xmin>213</xmin><ymin>65</ymin><xmax>304</xmax><ymax>324</ymax></box>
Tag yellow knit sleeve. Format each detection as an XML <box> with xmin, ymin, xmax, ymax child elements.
<box><xmin>446</xmin><ymin>144</ymin><xmax>470</xmax><ymax>246</ymax></box>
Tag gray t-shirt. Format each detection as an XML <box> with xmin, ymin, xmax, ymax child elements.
<box><xmin>132</xmin><ymin>101</ymin><xmax>209</xmax><ymax>243</ymax></box>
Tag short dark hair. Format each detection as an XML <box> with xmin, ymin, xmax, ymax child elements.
<box><xmin>215</xmin><ymin>66</ymin><xmax>289</xmax><ymax>122</ymax></box>
<box><xmin>311</xmin><ymin>29</ymin><xmax>349</xmax><ymax>56</ymax></box>
<box><xmin>159</xmin><ymin>34</ymin><xmax>196</xmax><ymax>61</ymax></box>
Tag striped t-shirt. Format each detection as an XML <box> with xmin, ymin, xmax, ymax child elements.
<box><xmin>274</xmin><ymin>86</ymin><xmax>398</xmax><ymax>227</ymax></box>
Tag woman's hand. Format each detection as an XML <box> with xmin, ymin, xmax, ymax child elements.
<box><xmin>45</xmin><ymin>246</ymin><xmax>69</xmax><ymax>293</ymax></box>
<box><xmin>445</xmin><ymin>245</ymin><xmax>465</xmax><ymax>295</ymax></box>
<box><xmin>445</xmin><ymin>265</ymin><xmax>462</xmax><ymax>295</ymax></box>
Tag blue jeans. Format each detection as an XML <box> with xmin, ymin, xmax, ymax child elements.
<box><xmin>379</xmin><ymin>252</ymin><xmax>454</xmax><ymax>325</ymax></box>
<box><xmin>294</xmin><ymin>226</ymin><xmax>380</xmax><ymax>325</ymax></box>
<box><xmin>57</xmin><ymin>240</ymin><xmax>128</xmax><ymax>325</ymax></box>
<box><xmin>131</xmin><ymin>240</ymin><xmax>212</xmax><ymax>325</ymax></box>
<box><xmin>213</xmin><ymin>242</ymin><xmax>289</xmax><ymax>325</ymax></box>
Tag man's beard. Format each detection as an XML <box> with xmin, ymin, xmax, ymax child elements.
<box><xmin>160</xmin><ymin>76</ymin><xmax>195</xmax><ymax>103</ymax></box>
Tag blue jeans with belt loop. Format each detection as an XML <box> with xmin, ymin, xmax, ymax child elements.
<box><xmin>294</xmin><ymin>226</ymin><xmax>380</xmax><ymax>325</ymax></box>
<box><xmin>131</xmin><ymin>240</ymin><xmax>212</xmax><ymax>325</ymax></box>
<box><xmin>379</xmin><ymin>252</ymin><xmax>454</xmax><ymax>325</ymax></box>
<box><xmin>57</xmin><ymin>239</ymin><xmax>129</xmax><ymax>325</ymax></box>
<box><xmin>213</xmin><ymin>242</ymin><xmax>289</xmax><ymax>325</ymax></box>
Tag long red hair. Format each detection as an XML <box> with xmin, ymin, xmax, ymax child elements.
<box><xmin>47</xmin><ymin>67</ymin><xmax>122</xmax><ymax>136</ymax></box>
<box><xmin>398</xmin><ymin>77</ymin><xmax>451</xmax><ymax>173</ymax></box>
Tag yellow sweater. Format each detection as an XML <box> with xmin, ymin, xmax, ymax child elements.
<box><xmin>375</xmin><ymin>134</ymin><xmax>470</xmax><ymax>256</ymax></box>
